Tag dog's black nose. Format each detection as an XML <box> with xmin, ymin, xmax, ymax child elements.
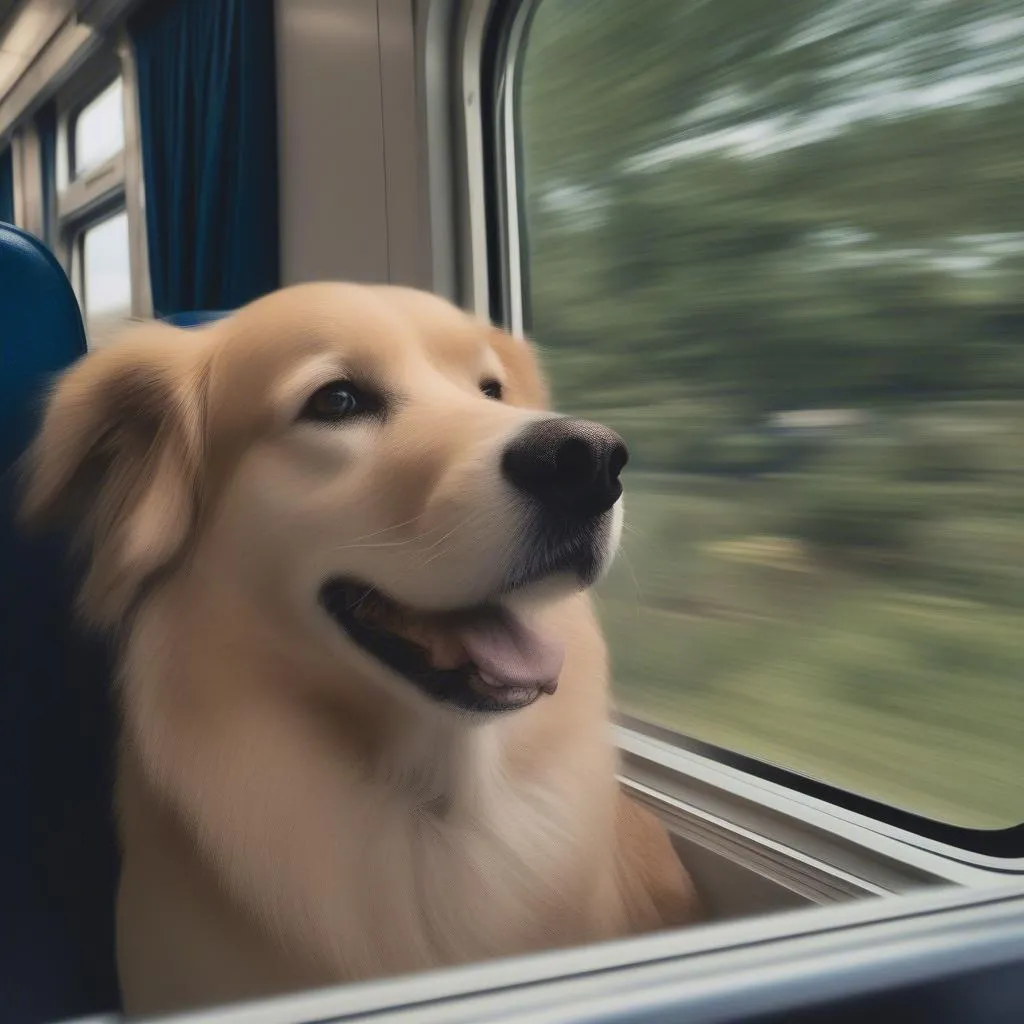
<box><xmin>501</xmin><ymin>418</ymin><xmax>629</xmax><ymax>519</ymax></box>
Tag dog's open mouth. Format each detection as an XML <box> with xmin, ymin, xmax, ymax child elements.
<box><xmin>320</xmin><ymin>578</ymin><xmax>565</xmax><ymax>713</ymax></box>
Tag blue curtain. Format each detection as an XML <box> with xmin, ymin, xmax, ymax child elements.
<box><xmin>37</xmin><ymin>102</ymin><xmax>57</xmax><ymax>246</ymax></box>
<box><xmin>0</xmin><ymin>146</ymin><xmax>13</xmax><ymax>225</ymax></box>
<box><xmin>129</xmin><ymin>0</ymin><xmax>280</xmax><ymax>316</ymax></box>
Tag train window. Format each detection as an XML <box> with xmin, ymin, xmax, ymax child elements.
<box><xmin>514</xmin><ymin>0</ymin><xmax>1024</xmax><ymax>831</ymax></box>
<box><xmin>78</xmin><ymin>208</ymin><xmax>131</xmax><ymax>337</ymax></box>
<box><xmin>53</xmin><ymin>48</ymin><xmax>149</xmax><ymax>339</ymax></box>
<box><xmin>71</xmin><ymin>77</ymin><xmax>124</xmax><ymax>178</ymax></box>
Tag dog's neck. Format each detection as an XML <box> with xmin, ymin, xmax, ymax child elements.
<box><xmin>377</xmin><ymin>712</ymin><xmax>507</xmax><ymax>816</ymax></box>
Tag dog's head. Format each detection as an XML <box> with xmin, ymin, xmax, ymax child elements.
<box><xmin>21</xmin><ymin>284</ymin><xmax>627</xmax><ymax>715</ymax></box>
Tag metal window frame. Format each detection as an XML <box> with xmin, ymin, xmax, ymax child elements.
<box><xmin>56</xmin><ymin>48</ymin><xmax>125</xmax><ymax>287</ymax></box>
<box><xmin>62</xmin><ymin>61</ymin><xmax>122</xmax><ymax>186</ymax></box>
<box><xmin>7</xmin><ymin>125</ymin><xmax>29</xmax><ymax>226</ymax></box>
<box><xmin>59</xmin><ymin>882</ymin><xmax>1024</xmax><ymax>1024</ymax></box>
<box><xmin>52</xmin><ymin>32</ymin><xmax>150</xmax><ymax>324</ymax></box>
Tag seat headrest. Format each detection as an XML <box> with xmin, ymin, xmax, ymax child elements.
<box><xmin>162</xmin><ymin>309</ymin><xmax>230</xmax><ymax>329</ymax></box>
<box><xmin>0</xmin><ymin>225</ymin><xmax>88</xmax><ymax>476</ymax></box>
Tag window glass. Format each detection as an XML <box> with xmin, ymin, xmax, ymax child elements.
<box><xmin>82</xmin><ymin>210</ymin><xmax>132</xmax><ymax>338</ymax></box>
<box><xmin>518</xmin><ymin>0</ymin><xmax>1024</xmax><ymax>829</ymax></box>
<box><xmin>73</xmin><ymin>77</ymin><xmax>124</xmax><ymax>177</ymax></box>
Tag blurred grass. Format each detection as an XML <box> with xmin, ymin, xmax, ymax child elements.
<box><xmin>576</xmin><ymin>400</ymin><xmax>1024</xmax><ymax>830</ymax></box>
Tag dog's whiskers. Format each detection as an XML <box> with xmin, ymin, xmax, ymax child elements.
<box><xmin>324</xmin><ymin>515</ymin><xmax>432</xmax><ymax>555</ymax></box>
<box><xmin>417</xmin><ymin>508</ymin><xmax>494</xmax><ymax>570</ymax></box>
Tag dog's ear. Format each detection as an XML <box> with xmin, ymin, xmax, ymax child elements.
<box><xmin>20</xmin><ymin>320</ymin><xmax>209</xmax><ymax>628</ymax></box>
<box><xmin>488</xmin><ymin>327</ymin><xmax>551</xmax><ymax>410</ymax></box>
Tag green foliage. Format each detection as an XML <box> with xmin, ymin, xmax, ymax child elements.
<box><xmin>788</xmin><ymin>469</ymin><xmax>929</xmax><ymax>564</ymax></box>
<box><xmin>894</xmin><ymin>432</ymin><xmax>987</xmax><ymax>484</ymax></box>
<box><xmin>596</xmin><ymin>477</ymin><xmax>1024</xmax><ymax>827</ymax></box>
<box><xmin>522</xmin><ymin>0</ymin><xmax>1024</xmax><ymax>417</ymax></box>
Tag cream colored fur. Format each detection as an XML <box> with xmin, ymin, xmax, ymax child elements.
<box><xmin>21</xmin><ymin>283</ymin><xmax>699</xmax><ymax>1016</ymax></box>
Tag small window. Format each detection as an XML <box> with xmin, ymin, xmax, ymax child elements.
<box><xmin>80</xmin><ymin>209</ymin><xmax>132</xmax><ymax>337</ymax></box>
<box><xmin>72</xmin><ymin>77</ymin><xmax>124</xmax><ymax>178</ymax></box>
<box><xmin>516</xmin><ymin>0</ymin><xmax>1024</xmax><ymax>831</ymax></box>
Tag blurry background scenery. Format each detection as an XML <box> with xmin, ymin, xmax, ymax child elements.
<box><xmin>519</xmin><ymin>0</ymin><xmax>1024</xmax><ymax>828</ymax></box>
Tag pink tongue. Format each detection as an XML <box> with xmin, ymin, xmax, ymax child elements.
<box><xmin>457</xmin><ymin>612</ymin><xmax>564</xmax><ymax>693</ymax></box>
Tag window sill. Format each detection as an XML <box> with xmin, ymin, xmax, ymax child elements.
<box><xmin>615</xmin><ymin>723</ymin><xmax>1022</xmax><ymax>900</ymax></box>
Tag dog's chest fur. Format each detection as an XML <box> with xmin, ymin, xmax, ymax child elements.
<box><xmin>359</xmin><ymin>722</ymin><xmax>610</xmax><ymax>967</ymax></box>
<box><xmin>118</xmin><ymin>696</ymin><xmax>616</xmax><ymax>1003</ymax></box>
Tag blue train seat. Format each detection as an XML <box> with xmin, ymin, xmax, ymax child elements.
<box><xmin>0</xmin><ymin>224</ymin><xmax>121</xmax><ymax>1023</ymax></box>
<box><xmin>162</xmin><ymin>309</ymin><xmax>229</xmax><ymax>328</ymax></box>
<box><xmin>0</xmin><ymin>270</ymin><xmax>231</xmax><ymax>1022</ymax></box>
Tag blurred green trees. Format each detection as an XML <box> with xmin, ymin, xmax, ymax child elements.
<box><xmin>523</xmin><ymin>0</ymin><xmax>1024</xmax><ymax>421</ymax></box>
<box><xmin>519</xmin><ymin>0</ymin><xmax>1024</xmax><ymax>826</ymax></box>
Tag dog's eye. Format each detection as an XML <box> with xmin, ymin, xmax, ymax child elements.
<box><xmin>300</xmin><ymin>381</ymin><xmax>379</xmax><ymax>423</ymax></box>
<box><xmin>480</xmin><ymin>379</ymin><xmax>503</xmax><ymax>401</ymax></box>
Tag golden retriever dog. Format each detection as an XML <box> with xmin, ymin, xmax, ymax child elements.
<box><xmin>22</xmin><ymin>284</ymin><xmax>699</xmax><ymax>1016</ymax></box>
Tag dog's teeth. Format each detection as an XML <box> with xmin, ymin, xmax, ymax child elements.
<box><xmin>476</xmin><ymin>671</ymin><xmax>533</xmax><ymax>702</ymax></box>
